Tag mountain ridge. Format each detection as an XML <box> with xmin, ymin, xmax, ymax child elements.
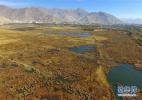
<box><xmin>121</xmin><ymin>18</ymin><xmax>142</xmax><ymax>24</ymax></box>
<box><xmin>0</xmin><ymin>5</ymin><xmax>122</xmax><ymax>25</ymax></box>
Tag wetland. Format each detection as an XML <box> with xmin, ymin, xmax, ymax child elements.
<box><xmin>0</xmin><ymin>24</ymin><xmax>142</xmax><ymax>100</ymax></box>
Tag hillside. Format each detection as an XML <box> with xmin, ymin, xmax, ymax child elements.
<box><xmin>0</xmin><ymin>16</ymin><xmax>11</xmax><ymax>25</ymax></box>
<box><xmin>0</xmin><ymin>5</ymin><xmax>122</xmax><ymax>25</ymax></box>
<box><xmin>121</xmin><ymin>18</ymin><xmax>142</xmax><ymax>24</ymax></box>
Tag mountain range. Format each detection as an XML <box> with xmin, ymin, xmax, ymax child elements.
<box><xmin>121</xmin><ymin>18</ymin><xmax>142</xmax><ymax>25</ymax></box>
<box><xmin>0</xmin><ymin>5</ymin><xmax>122</xmax><ymax>25</ymax></box>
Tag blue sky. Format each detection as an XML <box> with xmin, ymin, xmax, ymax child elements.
<box><xmin>0</xmin><ymin>0</ymin><xmax>142</xmax><ymax>18</ymax></box>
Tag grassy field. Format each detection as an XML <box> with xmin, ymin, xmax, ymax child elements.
<box><xmin>0</xmin><ymin>24</ymin><xmax>142</xmax><ymax>100</ymax></box>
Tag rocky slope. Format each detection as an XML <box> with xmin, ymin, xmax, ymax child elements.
<box><xmin>0</xmin><ymin>5</ymin><xmax>122</xmax><ymax>25</ymax></box>
<box><xmin>0</xmin><ymin>16</ymin><xmax>12</xmax><ymax>25</ymax></box>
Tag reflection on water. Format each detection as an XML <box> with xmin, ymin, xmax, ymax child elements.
<box><xmin>69</xmin><ymin>45</ymin><xmax>96</xmax><ymax>53</ymax></box>
<box><xmin>58</xmin><ymin>32</ymin><xmax>91</xmax><ymax>37</ymax></box>
<box><xmin>14</xmin><ymin>27</ymin><xmax>37</xmax><ymax>31</ymax></box>
<box><xmin>107</xmin><ymin>64</ymin><xmax>142</xmax><ymax>99</ymax></box>
<box><xmin>44</xmin><ymin>32</ymin><xmax>92</xmax><ymax>37</ymax></box>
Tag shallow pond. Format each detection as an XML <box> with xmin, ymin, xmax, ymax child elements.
<box><xmin>69</xmin><ymin>45</ymin><xmax>96</xmax><ymax>53</ymax></box>
<box><xmin>13</xmin><ymin>27</ymin><xmax>37</xmax><ymax>31</ymax></box>
<box><xmin>107</xmin><ymin>64</ymin><xmax>142</xmax><ymax>99</ymax></box>
<box><xmin>58</xmin><ymin>32</ymin><xmax>91</xmax><ymax>37</ymax></box>
<box><xmin>44</xmin><ymin>32</ymin><xmax>92</xmax><ymax>37</ymax></box>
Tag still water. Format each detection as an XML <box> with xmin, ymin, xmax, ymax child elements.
<box><xmin>69</xmin><ymin>45</ymin><xmax>96</xmax><ymax>53</ymax></box>
<box><xmin>107</xmin><ymin>64</ymin><xmax>142</xmax><ymax>99</ymax></box>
